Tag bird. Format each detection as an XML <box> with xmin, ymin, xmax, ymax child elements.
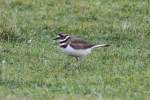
<box><xmin>54</xmin><ymin>32</ymin><xmax>110</xmax><ymax>61</ymax></box>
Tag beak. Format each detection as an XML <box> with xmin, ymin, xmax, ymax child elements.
<box><xmin>53</xmin><ymin>36</ymin><xmax>60</xmax><ymax>40</ymax></box>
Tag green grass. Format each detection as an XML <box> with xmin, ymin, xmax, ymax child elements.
<box><xmin>0</xmin><ymin>0</ymin><xmax>150</xmax><ymax>99</ymax></box>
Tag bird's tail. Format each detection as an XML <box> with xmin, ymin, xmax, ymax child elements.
<box><xmin>91</xmin><ymin>44</ymin><xmax>110</xmax><ymax>49</ymax></box>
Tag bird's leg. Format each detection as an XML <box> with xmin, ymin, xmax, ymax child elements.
<box><xmin>73</xmin><ymin>57</ymin><xmax>81</xmax><ymax>70</ymax></box>
<box><xmin>75</xmin><ymin>57</ymin><xmax>79</xmax><ymax>62</ymax></box>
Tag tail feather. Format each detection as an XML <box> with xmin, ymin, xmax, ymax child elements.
<box><xmin>91</xmin><ymin>44</ymin><xmax>110</xmax><ymax>49</ymax></box>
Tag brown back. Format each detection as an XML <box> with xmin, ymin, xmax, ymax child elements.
<box><xmin>69</xmin><ymin>37</ymin><xmax>95</xmax><ymax>49</ymax></box>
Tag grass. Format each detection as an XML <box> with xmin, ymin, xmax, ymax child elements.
<box><xmin>0</xmin><ymin>0</ymin><xmax>150</xmax><ymax>99</ymax></box>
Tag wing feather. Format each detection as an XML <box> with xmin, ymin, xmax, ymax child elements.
<box><xmin>70</xmin><ymin>37</ymin><xmax>95</xmax><ymax>49</ymax></box>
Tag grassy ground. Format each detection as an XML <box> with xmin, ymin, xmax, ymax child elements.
<box><xmin>0</xmin><ymin>0</ymin><xmax>150</xmax><ymax>99</ymax></box>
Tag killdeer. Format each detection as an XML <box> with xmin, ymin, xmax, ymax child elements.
<box><xmin>54</xmin><ymin>32</ymin><xmax>110</xmax><ymax>61</ymax></box>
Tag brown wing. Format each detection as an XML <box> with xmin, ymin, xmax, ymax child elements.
<box><xmin>70</xmin><ymin>37</ymin><xmax>95</xmax><ymax>49</ymax></box>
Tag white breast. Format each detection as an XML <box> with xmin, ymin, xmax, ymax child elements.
<box><xmin>62</xmin><ymin>45</ymin><xmax>91</xmax><ymax>57</ymax></box>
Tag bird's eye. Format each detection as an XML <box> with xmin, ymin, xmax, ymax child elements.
<box><xmin>58</xmin><ymin>33</ymin><xmax>66</xmax><ymax>37</ymax></box>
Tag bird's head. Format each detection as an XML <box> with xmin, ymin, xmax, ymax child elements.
<box><xmin>53</xmin><ymin>32</ymin><xmax>69</xmax><ymax>40</ymax></box>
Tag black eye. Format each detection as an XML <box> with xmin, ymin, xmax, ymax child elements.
<box><xmin>58</xmin><ymin>33</ymin><xmax>66</xmax><ymax>37</ymax></box>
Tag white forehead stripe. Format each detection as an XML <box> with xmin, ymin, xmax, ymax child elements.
<box><xmin>56</xmin><ymin>36</ymin><xmax>60</xmax><ymax>38</ymax></box>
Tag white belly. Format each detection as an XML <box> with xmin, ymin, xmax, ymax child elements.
<box><xmin>62</xmin><ymin>45</ymin><xmax>91</xmax><ymax>57</ymax></box>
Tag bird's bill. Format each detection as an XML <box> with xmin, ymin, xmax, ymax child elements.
<box><xmin>53</xmin><ymin>36</ymin><xmax>60</xmax><ymax>40</ymax></box>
